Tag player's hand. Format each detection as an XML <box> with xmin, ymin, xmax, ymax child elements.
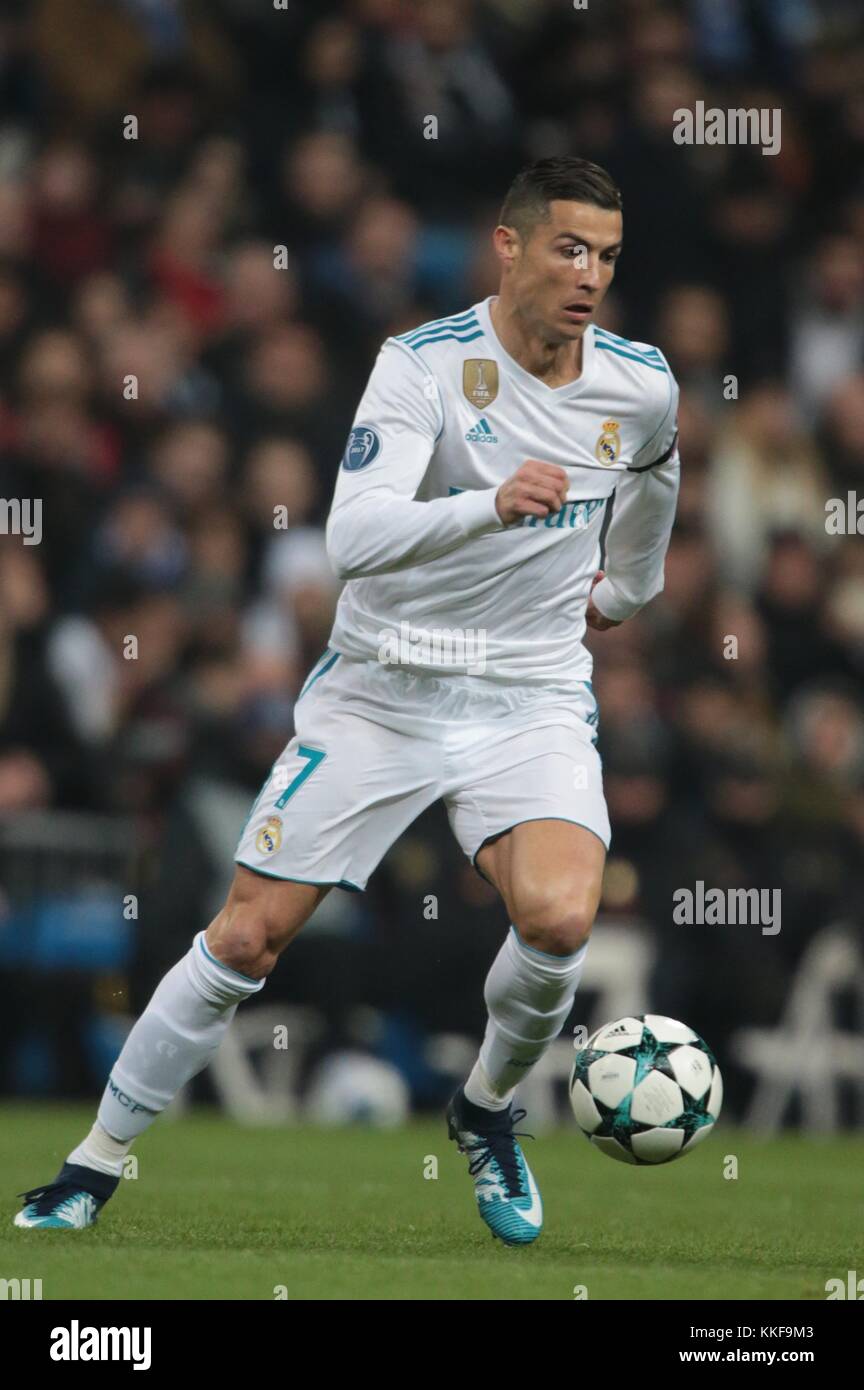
<box><xmin>495</xmin><ymin>460</ymin><xmax>568</xmax><ymax>526</ymax></box>
<box><xmin>585</xmin><ymin>570</ymin><xmax>622</xmax><ymax>631</ymax></box>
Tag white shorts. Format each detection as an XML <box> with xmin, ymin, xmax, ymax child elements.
<box><xmin>235</xmin><ymin>651</ymin><xmax>610</xmax><ymax>891</ymax></box>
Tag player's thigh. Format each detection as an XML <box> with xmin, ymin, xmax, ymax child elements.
<box><xmin>476</xmin><ymin>819</ymin><xmax>606</xmax><ymax>953</ymax></box>
<box><xmin>205</xmin><ymin>864</ymin><xmax>330</xmax><ymax>979</ymax></box>
<box><xmin>236</xmin><ymin>656</ymin><xmax>442</xmax><ymax>894</ymax></box>
<box><xmin>448</xmin><ymin>703</ymin><xmax>609</xmax><ymax>951</ymax></box>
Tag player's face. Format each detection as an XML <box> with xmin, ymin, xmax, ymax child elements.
<box><xmin>502</xmin><ymin>200</ymin><xmax>623</xmax><ymax>341</ymax></box>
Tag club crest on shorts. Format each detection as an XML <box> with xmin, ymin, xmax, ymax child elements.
<box><xmin>463</xmin><ymin>359</ymin><xmax>499</xmax><ymax>410</ymax></box>
<box><xmin>256</xmin><ymin>815</ymin><xmax>282</xmax><ymax>855</ymax></box>
<box><xmin>595</xmin><ymin>419</ymin><xmax>621</xmax><ymax>466</ymax></box>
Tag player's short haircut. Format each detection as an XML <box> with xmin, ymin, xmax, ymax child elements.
<box><xmin>499</xmin><ymin>157</ymin><xmax>623</xmax><ymax>239</ymax></box>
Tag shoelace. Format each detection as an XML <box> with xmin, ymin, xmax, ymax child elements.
<box><xmin>464</xmin><ymin>1108</ymin><xmax>535</xmax><ymax>1197</ymax></box>
<box><xmin>17</xmin><ymin>1181</ymin><xmax>84</xmax><ymax>1214</ymax></box>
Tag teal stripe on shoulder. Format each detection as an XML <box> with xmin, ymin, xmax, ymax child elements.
<box><xmin>395</xmin><ymin>323</ymin><xmax>477</xmax><ymax>348</ymax></box>
<box><xmin>408</xmin><ymin>326</ymin><xmax>482</xmax><ymax>351</ymax></box>
<box><xmin>396</xmin><ymin>309</ymin><xmax>477</xmax><ymax>341</ymax></box>
<box><xmin>594</xmin><ymin>327</ymin><xmax>662</xmax><ymax>361</ymax></box>
<box><xmin>595</xmin><ymin>342</ymin><xmax>668</xmax><ymax>372</ymax></box>
<box><xmin>397</xmin><ymin>309</ymin><xmax>478</xmax><ymax>343</ymax></box>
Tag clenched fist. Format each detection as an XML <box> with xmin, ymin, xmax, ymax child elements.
<box><xmin>495</xmin><ymin>460</ymin><xmax>569</xmax><ymax>526</ymax></box>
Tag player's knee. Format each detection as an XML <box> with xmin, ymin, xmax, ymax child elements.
<box><xmin>205</xmin><ymin>904</ymin><xmax>280</xmax><ymax>979</ymax></box>
<box><xmin>205</xmin><ymin>870</ymin><xmax>309</xmax><ymax>978</ymax></box>
<box><xmin>510</xmin><ymin>888</ymin><xmax>594</xmax><ymax>956</ymax></box>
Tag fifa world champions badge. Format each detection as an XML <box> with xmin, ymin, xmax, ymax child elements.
<box><xmin>463</xmin><ymin>359</ymin><xmax>499</xmax><ymax>409</ymax></box>
<box><xmin>594</xmin><ymin>419</ymin><xmax>621</xmax><ymax>465</ymax></box>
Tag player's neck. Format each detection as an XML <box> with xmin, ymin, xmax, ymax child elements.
<box><xmin>490</xmin><ymin>296</ymin><xmax>584</xmax><ymax>387</ymax></box>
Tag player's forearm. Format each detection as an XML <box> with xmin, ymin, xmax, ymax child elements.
<box><xmin>326</xmin><ymin>486</ymin><xmax>504</xmax><ymax>580</ymax></box>
<box><xmin>590</xmin><ymin>457</ymin><xmax>680</xmax><ymax>622</ymax></box>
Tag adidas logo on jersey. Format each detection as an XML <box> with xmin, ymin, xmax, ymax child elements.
<box><xmin>465</xmin><ymin>417</ymin><xmax>498</xmax><ymax>444</ymax></box>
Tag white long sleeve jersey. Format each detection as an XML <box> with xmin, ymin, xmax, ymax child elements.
<box><xmin>325</xmin><ymin>295</ymin><xmax>680</xmax><ymax>690</ymax></box>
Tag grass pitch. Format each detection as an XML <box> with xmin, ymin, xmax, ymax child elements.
<box><xmin>1</xmin><ymin>1103</ymin><xmax>861</xmax><ymax>1300</ymax></box>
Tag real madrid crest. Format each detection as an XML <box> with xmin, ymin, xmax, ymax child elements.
<box><xmin>595</xmin><ymin>419</ymin><xmax>621</xmax><ymax>466</ymax></box>
<box><xmin>255</xmin><ymin>815</ymin><xmax>282</xmax><ymax>855</ymax></box>
<box><xmin>463</xmin><ymin>359</ymin><xmax>499</xmax><ymax>410</ymax></box>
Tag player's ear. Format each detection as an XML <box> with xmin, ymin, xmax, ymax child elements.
<box><xmin>493</xmin><ymin>223</ymin><xmax>520</xmax><ymax>268</ymax></box>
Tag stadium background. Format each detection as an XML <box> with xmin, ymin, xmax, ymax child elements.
<box><xmin>0</xmin><ymin>0</ymin><xmax>862</xmax><ymax>1132</ymax></box>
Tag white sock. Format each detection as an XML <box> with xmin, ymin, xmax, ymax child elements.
<box><xmin>464</xmin><ymin>926</ymin><xmax>589</xmax><ymax>1110</ymax></box>
<box><xmin>67</xmin><ymin>1121</ymin><xmax>134</xmax><ymax>1178</ymax></box>
<box><xmin>87</xmin><ymin>931</ymin><xmax>265</xmax><ymax>1145</ymax></box>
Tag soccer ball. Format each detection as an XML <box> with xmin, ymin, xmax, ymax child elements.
<box><xmin>304</xmin><ymin>1051</ymin><xmax>410</xmax><ymax>1128</ymax></box>
<box><xmin>569</xmin><ymin>1014</ymin><xmax>722</xmax><ymax>1164</ymax></box>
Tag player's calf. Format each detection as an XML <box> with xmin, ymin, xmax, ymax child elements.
<box><xmin>456</xmin><ymin>823</ymin><xmax>604</xmax><ymax>1160</ymax></box>
<box><xmin>13</xmin><ymin>868</ymin><xmax>326</xmax><ymax>1231</ymax></box>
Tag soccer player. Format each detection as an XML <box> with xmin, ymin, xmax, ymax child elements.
<box><xmin>16</xmin><ymin>157</ymin><xmax>680</xmax><ymax>1245</ymax></box>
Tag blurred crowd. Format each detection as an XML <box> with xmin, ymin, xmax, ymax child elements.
<box><xmin>1</xmin><ymin>0</ymin><xmax>864</xmax><ymax>1095</ymax></box>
